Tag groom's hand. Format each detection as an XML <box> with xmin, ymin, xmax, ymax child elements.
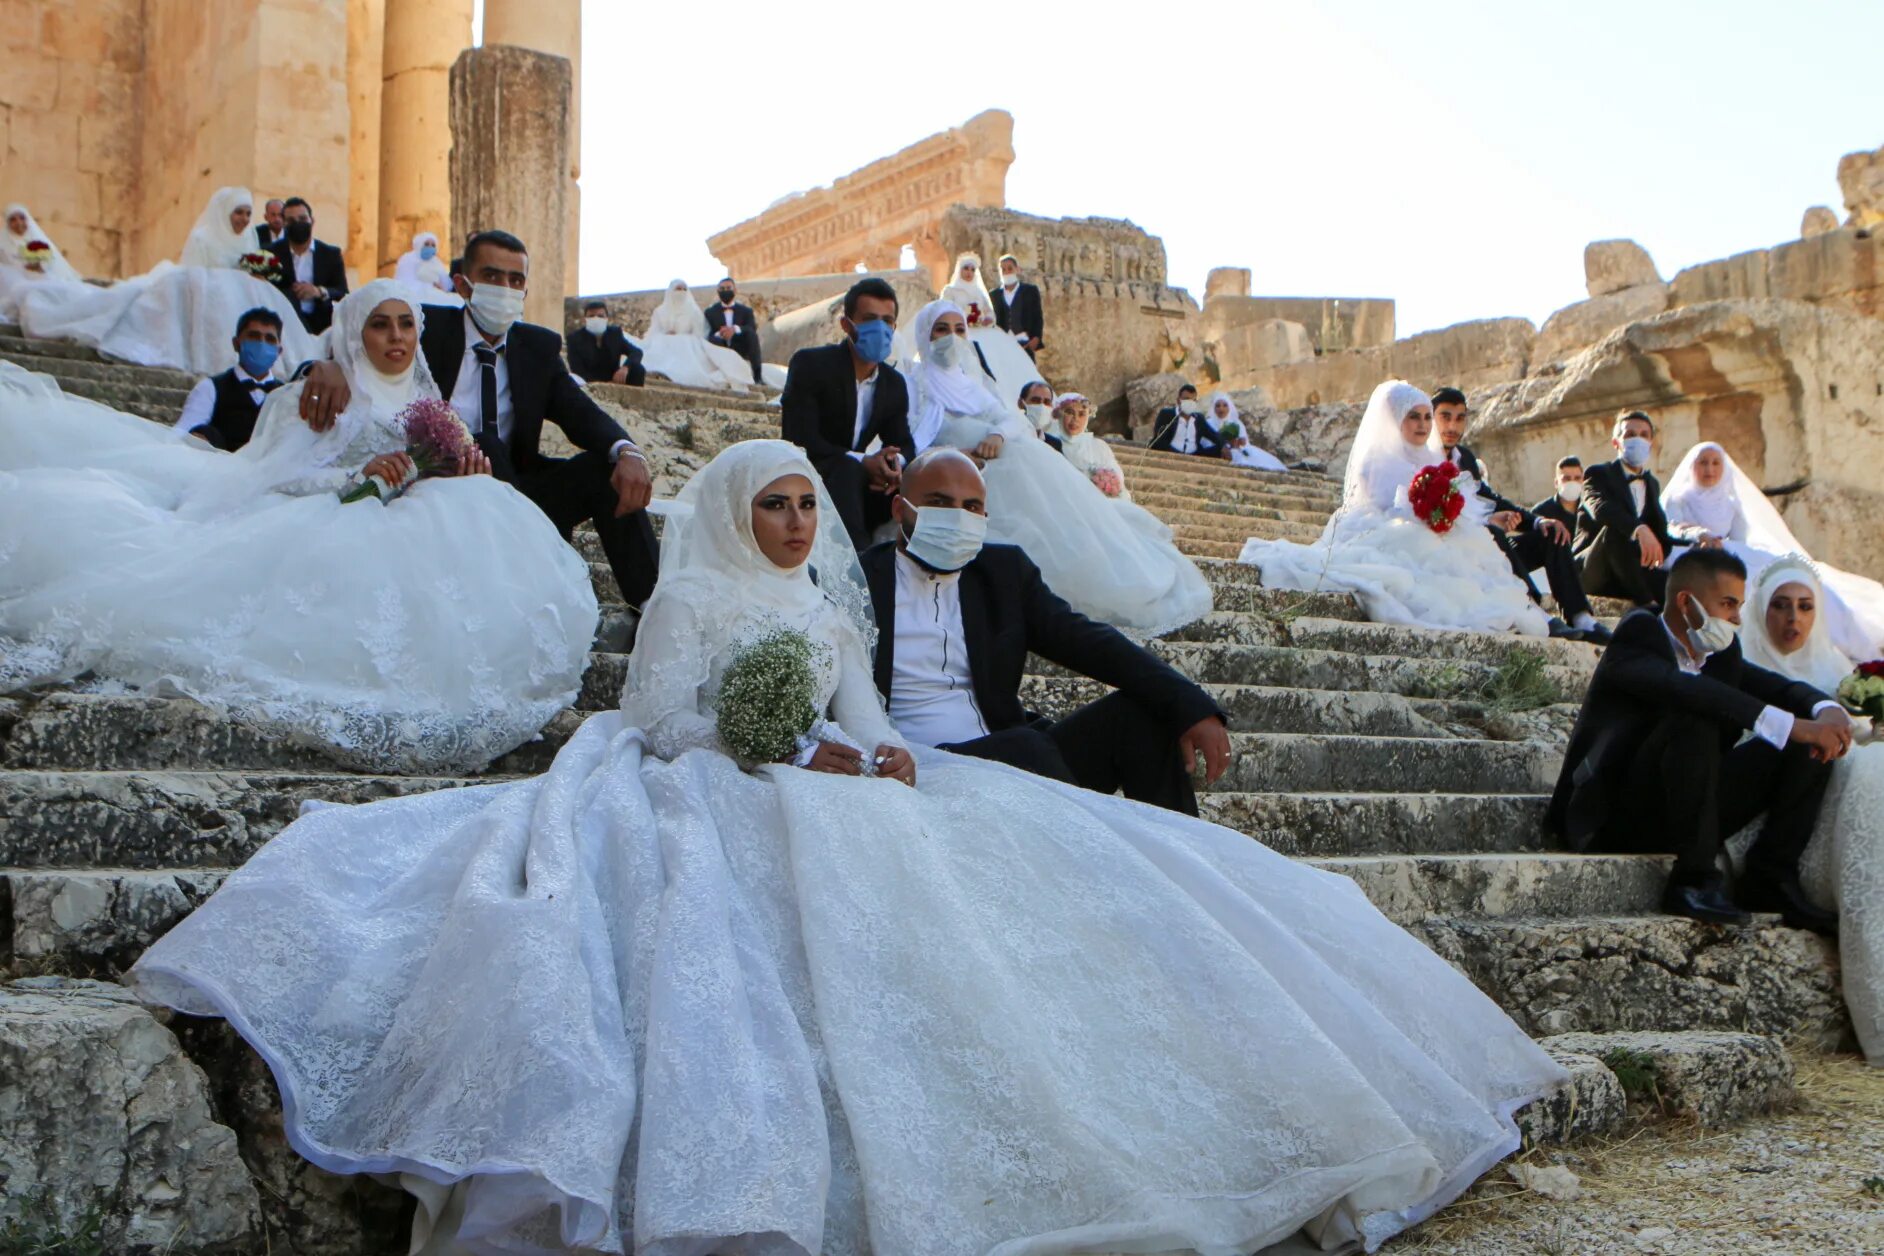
<box><xmin>1179</xmin><ymin>715</ymin><xmax>1232</xmax><ymax>786</ymax></box>
<box><xmin>299</xmin><ymin>361</ymin><xmax>351</xmax><ymax>432</ymax></box>
<box><xmin>610</xmin><ymin>451</ymin><xmax>652</xmax><ymax>516</ymax></box>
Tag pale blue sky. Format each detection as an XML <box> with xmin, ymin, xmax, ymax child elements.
<box><xmin>552</xmin><ymin>0</ymin><xmax>1878</xmax><ymax>336</ymax></box>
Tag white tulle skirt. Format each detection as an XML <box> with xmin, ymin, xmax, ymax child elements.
<box><xmin>130</xmin><ymin>713</ymin><xmax>1566</xmax><ymax>1255</ymax></box>
<box><xmin>968</xmin><ymin>326</ymin><xmax>1042</xmax><ymax>408</ymax></box>
<box><xmin>636</xmin><ymin>331</ymin><xmax>754</xmax><ymax>392</ymax></box>
<box><xmin>15</xmin><ymin>261</ymin><xmax>319</xmax><ymax>375</ymax></box>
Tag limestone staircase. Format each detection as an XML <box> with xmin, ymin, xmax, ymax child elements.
<box><xmin>0</xmin><ymin>332</ymin><xmax>1843</xmax><ymax>1250</ymax></box>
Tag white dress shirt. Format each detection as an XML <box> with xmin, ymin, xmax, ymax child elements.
<box><xmin>174</xmin><ymin>366</ymin><xmax>274</xmax><ymax>434</ymax></box>
<box><xmin>1659</xmin><ymin>616</ymin><xmax>1840</xmax><ymax>749</ymax></box>
<box><xmin>719</xmin><ymin>302</ymin><xmax>737</xmax><ymax>329</ymax></box>
<box><xmin>1172</xmin><ymin>414</ymin><xmax>1199</xmax><ymax>455</ymax></box>
<box><xmin>451</xmin><ymin>312</ymin><xmax>515</xmax><ymax>444</ymax></box>
<box><xmin>888</xmin><ymin>549</ymin><xmax>989</xmax><ymax>747</ymax></box>
<box><xmin>1001</xmin><ymin>281</ymin><xmax>1027</xmax><ymax>341</ymax></box>
<box><xmin>1625</xmin><ymin>465</ymin><xmax>1648</xmax><ymax>517</ymax></box>
<box><xmin>845</xmin><ymin>366</ymin><xmax>880</xmax><ymax>463</ymax></box>
<box><xmin>290</xmin><ymin>245</ymin><xmax>316</xmax><ymax>314</ymax></box>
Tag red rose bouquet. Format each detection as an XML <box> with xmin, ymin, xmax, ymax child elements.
<box><xmin>1408</xmin><ymin>461</ymin><xmax>1467</xmax><ymax>535</ymax></box>
<box><xmin>21</xmin><ymin>239</ymin><xmax>50</xmax><ymax>270</ymax></box>
<box><xmin>1091</xmin><ymin>468</ymin><xmax>1124</xmax><ymax>498</ymax></box>
<box><xmin>340</xmin><ymin>397</ymin><xmax>475</xmax><ymax>504</ymax></box>
<box><xmin>238</xmin><ymin>251</ymin><xmax>283</xmax><ymax>282</ymax></box>
<box><xmin>1840</xmin><ymin>660</ymin><xmax>1884</xmax><ymax>722</ymax></box>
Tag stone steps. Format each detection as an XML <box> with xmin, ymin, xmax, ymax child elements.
<box><xmin>1199</xmin><ymin>791</ymin><xmax>1549</xmax><ymax>857</ymax></box>
<box><xmin>0</xmin><ymin>335</ymin><xmax>199</xmax><ymax>390</ymax></box>
<box><xmin>1129</xmin><ymin>492</ymin><xmax>1330</xmax><ymax>526</ymax></box>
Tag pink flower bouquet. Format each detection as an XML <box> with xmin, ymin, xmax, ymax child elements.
<box><xmin>1092</xmin><ymin>468</ymin><xmax>1124</xmax><ymax>498</ymax></box>
<box><xmin>340</xmin><ymin>397</ymin><xmax>476</xmax><ymax>504</ymax></box>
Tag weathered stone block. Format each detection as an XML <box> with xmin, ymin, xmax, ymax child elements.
<box><xmin>1517</xmin><ymin>1048</ymin><xmax>1629</xmax><ymax>1145</ymax></box>
<box><xmin>1838</xmin><ymin>141</ymin><xmax>1884</xmax><ymax>228</ymax></box>
<box><xmin>1541</xmin><ymin>1030</ymin><xmax>1796</xmax><ymax>1126</ymax></box>
<box><xmin>1204</xmin><ymin>266</ymin><xmax>1250</xmax><ymax>301</ymax></box>
<box><xmin>1213</xmin><ymin>317</ymin><xmax>1314</xmax><ymax>378</ymax></box>
<box><xmin>1801</xmin><ymin>205</ymin><xmax>1840</xmax><ymax>237</ymax></box>
<box><xmin>1533</xmin><ymin>283</ymin><xmax>1669</xmax><ymax>366</ymax></box>
<box><xmin>1585</xmin><ymin>239</ymin><xmax>1662</xmax><ymax>297</ymax></box>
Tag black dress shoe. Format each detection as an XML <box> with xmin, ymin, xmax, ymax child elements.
<box><xmin>1739</xmin><ymin>877</ymin><xmax>1839</xmax><ymax>936</ymax></box>
<box><xmin>1661</xmin><ymin>881</ymin><xmax>1752</xmax><ymax>926</ymax></box>
<box><xmin>1579</xmin><ymin>621</ymin><xmax>1615</xmax><ymax>646</ymax></box>
<box><xmin>1546</xmin><ymin>617</ymin><xmax>1580</xmax><ymax>639</ymax></box>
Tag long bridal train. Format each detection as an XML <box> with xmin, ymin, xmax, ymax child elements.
<box><xmin>129</xmin><ymin>440</ymin><xmax>1565</xmax><ymax>1256</ymax></box>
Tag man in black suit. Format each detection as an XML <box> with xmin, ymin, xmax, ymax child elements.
<box><xmin>295</xmin><ymin>230</ymin><xmax>658</xmax><ymax>607</ymax></box>
<box><xmin>1532</xmin><ymin>455</ymin><xmax>1584</xmax><ymax>535</ymax></box>
<box><xmin>704</xmin><ymin>278</ymin><xmax>763</xmax><ymax>384</ymax></box>
<box><xmin>991</xmin><ymin>254</ymin><xmax>1043</xmax><ymax>359</ymax></box>
<box><xmin>1547</xmin><ymin>547</ymin><xmax>1851</xmax><ymax>930</ymax></box>
<box><xmin>780</xmin><ymin>277</ymin><xmax>913</xmax><ymax>550</ymax></box>
<box><xmin>176</xmin><ymin>306</ymin><xmax>285</xmax><ymax>450</ymax></box>
<box><xmin>1018</xmin><ymin>379</ymin><xmax>1061</xmax><ymax>452</ymax></box>
<box><xmin>566</xmin><ymin>299</ymin><xmax>645</xmax><ymax>386</ymax></box>
<box><xmin>268</xmin><ymin>198</ymin><xmax>348</xmax><ymax>334</ymax></box>
<box><xmin>1430</xmin><ymin>387</ymin><xmax>1608</xmax><ymax>643</ymax></box>
<box><xmin>1149</xmin><ymin>384</ymin><xmax>1224</xmax><ymax>457</ymax></box>
<box><xmin>1575</xmin><ymin>410</ymin><xmax>1679</xmax><ymax>608</ymax></box>
<box><xmin>862</xmin><ymin>448</ymin><xmax>1231</xmax><ymax>815</ymax></box>
<box><xmin>256</xmin><ymin>198</ymin><xmax>285</xmax><ymax>248</ymax></box>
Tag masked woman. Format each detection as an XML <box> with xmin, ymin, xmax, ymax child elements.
<box><xmin>391</xmin><ymin>230</ymin><xmax>460</xmax><ymax>300</ymax></box>
<box><xmin>938</xmin><ymin>251</ymin><xmax>1040</xmax><ymax>413</ymax></box>
<box><xmin>633</xmin><ymin>279</ymin><xmax>755</xmax><ymax>392</ymax></box>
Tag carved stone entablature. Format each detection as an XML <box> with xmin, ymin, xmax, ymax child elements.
<box><xmin>937</xmin><ymin>205</ymin><xmax>1170</xmax><ymax>287</ymax></box>
<box><xmin>706</xmin><ymin>110</ymin><xmax>1015</xmax><ymax>280</ymax></box>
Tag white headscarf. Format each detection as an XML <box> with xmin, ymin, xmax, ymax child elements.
<box><xmin>1741</xmin><ymin>555</ymin><xmax>1854</xmax><ymax>691</ymax></box>
<box><xmin>1342</xmin><ymin>380</ymin><xmax>1434</xmax><ymax>512</ymax></box>
<box><xmin>180</xmin><ymin>186</ymin><xmax>260</xmax><ymax>269</ymax></box>
<box><xmin>1207</xmin><ymin>391</ymin><xmax>1241</xmax><ymax>437</ymax></box>
<box><xmin>910</xmin><ymin>299</ymin><xmax>1005</xmax><ymax>452</ymax></box>
<box><xmin>329</xmin><ymin>279</ymin><xmax>439</xmax><ymax>417</ymax></box>
<box><xmin>2</xmin><ymin>203</ymin><xmax>80</xmax><ymax>281</ymax></box>
<box><xmin>392</xmin><ymin>230</ymin><xmax>452</xmax><ymax>292</ymax></box>
<box><xmin>942</xmin><ymin>252</ymin><xmax>994</xmax><ymax>318</ymax></box>
<box><xmin>648</xmin><ymin>279</ymin><xmax>704</xmax><ymax>337</ymax></box>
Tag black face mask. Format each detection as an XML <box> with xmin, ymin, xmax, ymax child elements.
<box><xmin>718</xmin><ymin>290</ymin><xmax>735</xmax><ymax>303</ymax></box>
<box><xmin>285</xmin><ymin>220</ymin><xmax>313</xmax><ymax>245</ymax></box>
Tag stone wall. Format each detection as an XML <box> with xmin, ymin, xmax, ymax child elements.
<box><xmin>1224</xmin><ymin>317</ymin><xmax>1536</xmax><ymax>409</ymax></box>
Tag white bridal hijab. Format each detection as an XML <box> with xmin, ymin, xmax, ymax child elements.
<box><xmin>180</xmin><ymin>186</ymin><xmax>261</xmax><ymax>269</ymax></box>
<box><xmin>393</xmin><ymin>231</ymin><xmax>453</xmax><ymax>292</ymax></box>
<box><xmin>2</xmin><ymin>203</ymin><xmax>80</xmax><ymax>281</ymax></box>
<box><xmin>1342</xmin><ymin>379</ymin><xmax>1435</xmax><ymax>513</ymax></box>
<box><xmin>942</xmin><ymin>251</ymin><xmax>994</xmax><ymax>314</ymax></box>
<box><xmin>648</xmin><ymin>279</ymin><xmax>704</xmax><ymax>337</ymax></box>
<box><xmin>909</xmin><ymin>298</ymin><xmax>1004</xmax><ymax>452</ymax></box>
<box><xmin>1741</xmin><ymin>554</ymin><xmax>1853</xmax><ymax>692</ymax></box>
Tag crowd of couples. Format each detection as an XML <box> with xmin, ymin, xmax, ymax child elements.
<box><xmin>4</xmin><ymin>204</ymin><xmax>1883</xmax><ymax>1252</ymax></box>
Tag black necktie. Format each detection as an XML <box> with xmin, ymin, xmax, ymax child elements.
<box><xmin>473</xmin><ymin>340</ymin><xmax>504</xmax><ymax>454</ymax></box>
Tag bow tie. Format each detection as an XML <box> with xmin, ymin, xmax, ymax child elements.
<box><xmin>258</xmin><ymin>379</ymin><xmax>283</xmax><ymax>392</ymax></box>
<box><xmin>1625</xmin><ymin>472</ymin><xmax>1648</xmax><ymax>483</ymax></box>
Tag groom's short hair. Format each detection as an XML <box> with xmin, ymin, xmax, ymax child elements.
<box><xmin>1667</xmin><ymin>546</ymin><xmax>1747</xmax><ymax>599</ymax></box>
<box><xmin>235</xmin><ymin>307</ymin><xmax>283</xmax><ymax>336</ymax></box>
<box><xmin>464</xmin><ymin>229</ymin><xmax>528</xmax><ymax>271</ymax></box>
<box><xmin>843</xmin><ymin>277</ymin><xmax>898</xmax><ymax>320</ymax></box>
<box><xmin>1430</xmin><ymin>386</ymin><xmax>1467</xmax><ymax>409</ymax></box>
<box><xmin>1556</xmin><ymin>455</ymin><xmax>1582</xmax><ymax>471</ymax></box>
<box><xmin>1613</xmin><ymin>409</ymin><xmax>1655</xmax><ymax>438</ymax></box>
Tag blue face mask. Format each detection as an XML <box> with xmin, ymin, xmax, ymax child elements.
<box><xmin>419</xmin><ymin>244</ymin><xmax>437</xmax><ymax>261</ymax></box>
<box><xmin>851</xmin><ymin>318</ymin><xmax>895</xmax><ymax>364</ymax></box>
<box><xmin>1621</xmin><ymin>436</ymin><xmax>1652</xmax><ymax>468</ymax></box>
<box><xmin>237</xmin><ymin>339</ymin><xmax>280</xmax><ymax>377</ymax></box>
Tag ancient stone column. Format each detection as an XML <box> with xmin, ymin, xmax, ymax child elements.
<box><xmin>481</xmin><ymin>0</ymin><xmax>581</xmax><ymax>292</ymax></box>
<box><xmin>449</xmin><ymin>45</ymin><xmax>571</xmax><ymax>329</ymax></box>
<box><xmin>346</xmin><ymin>0</ymin><xmax>386</xmax><ymax>282</ymax></box>
<box><xmin>378</xmin><ymin>0</ymin><xmax>473</xmax><ymax>276</ymax></box>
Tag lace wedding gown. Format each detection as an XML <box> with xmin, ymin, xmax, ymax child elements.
<box><xmin>635</xmin><ymin>282</ymin><xmax>754</xmax><ymax>392</ymax></box>
<box><xmin>0</xmin><ymin>282</ymin><xmax>596</xmax><ymax>774</ymax></box>
<box><xmin>939</xmin><ymin>275</ymin><xmax>1041</xmax><ymax>408</ymax></box>
<box><xmin>1241</xmin><ymin>381</ymin><xmax>1549</xmax><ymax>637</ymax></box>
<box><xmin>129</xmin><ymin>440</ymin><xmax>1566</xmax><ymax>1256</ymax></box>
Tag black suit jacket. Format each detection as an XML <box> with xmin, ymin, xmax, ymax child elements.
<box><xmin>255</xmin><ymin>224</ymin><xmax>276</xmax><ymax>248</ymax></box>
<box><xmin>268</xmin><ymin>238</ymin><xmax>349</xmax><ymax>332</ymax></box>
<box><xmin>1546</xmin><ymin>608</ymin><xmax>1830</xmax><ymax>850</ymax></box>
<box><xmin>565</xmin><ymin>324</ymin><xmax>645</xmax><ymax>386</ymax></box>
<box><xmin>1149</xmin><ymin>407</ymin><xmax>1223</xmax><ymax>456</ymax></box>
<box><xmin>702</xmin><ymin>301</ymin><xmax>757</xmax><ymax>341</ymax></box>
<box><xmin>1576</xmin><ymin>458</ymin><xmax>1675</xmax><ymax>557</ymax></box>
<box><xmin>780</xmin><ymin>341</ymin><xmax>913</xmax><ymax>464</ymax></box>
<box><xmin>991</xmin><ymin>282</ymin><xmax>1043</xmax><ymax>344</ymax></box>
<box><xmin>1532</xmin><ymin>494</ymin><xmax>1578</xmax><ymax>533</ymax></box>
<box><xmin>1450</xmin><ymin>444</ymin><xmax>1530</xmax><ymax>526</ymax></box>
<box><xmin>419</xmin><ymin>305</ymin><xmax>632</xmax><ymax>483</ymax></box>
<box><xmin>861</xmin><ymin>541</ymin><xmax>1223</xmax><ymax>737</ymax></box>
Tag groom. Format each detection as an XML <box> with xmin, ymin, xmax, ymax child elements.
<box><xmin>1575</xmin><ymin>411</ymin><xmax>1678</xmax><ymax>609</ymax></box>
<box><xmin>862</xmin><ymin>448</ymin><xmax>1231</xmax><ymax>815</ymax></box>
<box><xmin>296</xmin><ymin>230</ymin><xmax>658</xmax><ymax>606</ymax></box>
<box><xmin>1547</xmin><ymin>546</ymin><xmax>1850</xmax><ymax>931</ymax></box>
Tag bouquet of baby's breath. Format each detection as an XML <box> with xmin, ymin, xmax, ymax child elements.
<box><xmin>716</xmin><ymin>628</ymin><xmax>828</xmax><ymax>767</ymax></box>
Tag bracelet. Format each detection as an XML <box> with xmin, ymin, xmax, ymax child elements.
<box><xmin>613</xmin><ymin>445</ymin><xmax>646</xmax><ymax>464</ymax></box>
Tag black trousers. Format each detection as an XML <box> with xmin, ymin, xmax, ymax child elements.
<box><xmin>514</xmin><ymin>451</ymin><xmax>659</xmax><ymax>609</ymax></box>
<box><xmin>713</xmin><ymin>327</ymin><xmax>763</xmax><ymax>383</ymax></box>
<box><xmin>1501</xmin><ymin>527</ymin><xmax>1592</xmax><ymax>620</ymax></box>
<box><xmin>815</xmin><ymin>452</ymin><xmax>895</xmax><ymax>552</ymax></box>
<box><xmin>942</xmin><ymin>692</ymin><xmax>1201</xmax><ymax>816</ymax></box>
<box><xmin>1577</xmin><ymin>524</ymin><xmax>1668</xmax><ymax>607</ymax></box>
<box><xmin>1607</xmin><ymin>711</ymin><xmax>1834</xmax><ymax>886</ymax></box>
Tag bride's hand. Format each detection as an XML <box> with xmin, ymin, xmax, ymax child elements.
<box><xmin>804</xmin><ymin>741</ymin><xmax>863</xmax><ymax>776</ymax></box>
<box><xmin>873</xmin><ymin>744</ymin><xmax>915</xmax><ymax>786</ymax></box>
<box><xmin>453</xmin><ymin>449</ymin><xmax>492</xmax><ymax>477</ymax></box>
<box><xmin>973</xmin><ymin>435</ymin><xmax>1004</xmax><ymax>462</ymax></box>
<box><xmin>361</xmin><ymin>452</ymin><xmax>414</xmax><ymax>486</ymax></box>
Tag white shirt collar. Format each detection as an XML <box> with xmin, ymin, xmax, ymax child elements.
<box><xmin>1661</xmin><ymin>614</ymin><xmax>1711</xmax><ymax>671</ymax></box>
<box><xmin>233</xmin><ymin>365</ymin><xmax>272</xmax><ymax>386</ymax></box>
<box><xmin>895</xmin><ymin>546</ymin><xmax>962</xmax><ymax>588</ymax></box>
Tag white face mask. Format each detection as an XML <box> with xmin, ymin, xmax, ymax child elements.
<box><xmin>467</xmin><ymin>282</ymin><xmax>526</xmax><ymax>337</ymax></box>
<box><xmin>1001</xmin><ymin>272</ymin><xmax>1018</xmax><ymax>288</ymax></box>
<box><xmin>583</xmin><ymin>316</ymin><xmax>607</xmax><ymax>337</ymax></box>
<box><xmin>1620</xmin><ymin>436</ymin><xmax>1653</xmax><ymax>468</ymax></box>
<box><xmin>1558</xmin><ymin>481</ymin><xmax>1584</xmax><ymax>504</ymax></box>
<box><xmin>927</xmin><ymin>333</ymin><xmax>964</xmax><ymax>370</ymax></box>
<box><xmin>1178</xmin><ymin>400</ymin><xmax>1201</xmax><ymax>417</ymax></box>
<box><xmin>1023</xmin><ymin>402</ymin><xmax>1052</xmax><ymax>431</ymax></box>
<box><xmin>1682</xmin><ymin>594</ymin><xmax>1738</xmax><ymax>656</ymax></box>
<box><xmin>902</xmin><ymin>503</ymin><xmax>988</xmax><ymax>573</ymax></box>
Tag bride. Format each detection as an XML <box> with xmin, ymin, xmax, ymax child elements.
<box><xmin>14</xmin><ymin>185</ymin><xmax>316</xmax><ymax>376</ymax></box>
<box><xmin>1045</xmin><ymin>390</ymin><xmax>1133</xmax><ymax>501</ymax></box>
<box><xmin>1241</xmin><ymin>380</ymin><xmax>1550</xmax><ymax>636</ymax></box>
<box><xmin>1663</xmin><ymin>440</ymin><xmax>1884</xmax><ymax>662</ymax></box>
<box><xmin>129</xmin><ymin>437</ymin><xmax>1567</xmax><ymax>1255</ymax></box>
<box><xmin>0</xmin><ymin>279</ymin><xmax>597</xmax><ymax>774</ymax></box>
<box><xmin>938</xmin><ymin>251</ymin><xmax>1041</xmax><ymax>409</ymax></box>
<box><xmin>912</xmin><ymin>298</ymin><xmax>1212</xmax><ymax>636</ymax></box>
<box><xmin>634</xmin><ymin>279</ymin><xmax>753</xmax><ymax>392</ymax></box>
<box><xmin>0</xmin><ymin>202</ymin><xmax>85</xmax><ymax>320</ymax></box>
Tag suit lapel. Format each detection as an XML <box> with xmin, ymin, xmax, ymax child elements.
<box><xmin>865</xmin><ymin>547</ymin><xmax>896</xmax><ymax>698</ymax></box>
<box><xmin>425</xmin><ymin>308</ymin><xmax>466</xmax><ymax>401</ymax></box>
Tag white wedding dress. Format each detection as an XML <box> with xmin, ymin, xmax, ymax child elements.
<box><xmin>14</xmin><ymin>186</ymin><xmax>317</xmax><ymax>376</ymax></box>
<box><xmin>1052</xmin><ymin>425</ymin><xmax>1133</xmax><ymax>502</ymax></box>
<box><xmin>635</xmin><ymin>281</ymin><xmax>753</xmax><ymax>392</ymax></box>
<box><xmin>0</xmin><ymin>280</ymin><xmax>596</xmax><ymax>774</ymax></box>
<box><xmin>0</xmin><ymin>202</ymin><xmax>87</xmax><ymax>322</ymax></box>
<box><xmin>910</xmin><ymin>300</ymin><xmax>1212</xmax><ymax>637</ymax></box>
<box><xmin>1663</xmin><ymin>441</ymin><xmax>1884</xmax><ymax>662</ymax></box>
<box><xmin>941</xmin><ymin>253</ymin><xmax>1045</xmax><ymax>410</ymax></box>
<box><xmin>1241</xmin><ymin>381</ymin><xmax>1549</xmax><ymax>637</ymax></box>
<box><xmin>128</xmin><ymin>440</ymin><xmax>1566</xmax><ymax>1255</ymax></box>
<box><xmin>1737</xmin><ymin>556</ymin><xmax>1884</xmax><ymax>1064</ymax></box>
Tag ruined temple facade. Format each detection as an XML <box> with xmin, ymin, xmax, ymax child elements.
<box><xmin>706</xmin><ymin>111</ymin><xmax>1015</xmax><ymax>284</ymax></box>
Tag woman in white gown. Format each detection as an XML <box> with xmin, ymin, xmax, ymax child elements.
<box><xmin>128</xmin><ymin>437</ymin><xmax>1567</xmax><ymax>1256</ymax></box>
<box><xmin>1241</xmin><ymin>380</ymin><xmax>1549</xmax><ymax>637</ymax></box>
<box><xmin>1046</xmin><ymin>391</ymin><xmax>1133</xmax><ymax>502</ymax></box>
<box><xmin>0</xmin><ymin>279</ymin><xmax>597</xmax><ymax>774</ymax></box>
<box><xmin>1663</xmin><ymin>440</ymin><xmax>1884</xmax><ymax>662</ymax></box>
<box><xmin>0</xmin><ymin>203</ymin><xmax>85</xmax><ymax>320</ymax></box>
<box><xmin>635</xmin><ymin>279</ymin><xmax>753</xmax><ymax>392</ymax></box>
<box><xmin>913</xmin><ymin>299</ymin><xmax>1212</xmax><ymax>636</ymax></box>
<box><xmin>390</xmin><ymin>230</ymin><xmax>463</xmax><ymax>310</ymax></box>
<box><xmin>939</xmin><ymin>251</ymin><xmax>1041</xmax><ymax>411</ymax></box>
<box><xmin>1736</xmin><ymin>554</ymin><xmax>1884</xmax><ymax>1064</ymax></box>
<box><xmin>1211</xmin><ymin>391</ymin><xmax>1289</xmax><ymax>471</ymax></box>
<box><xmin>15</xmin><ymin>186</ymin><xmax>316</xmax><ymax>375</ymax></box>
